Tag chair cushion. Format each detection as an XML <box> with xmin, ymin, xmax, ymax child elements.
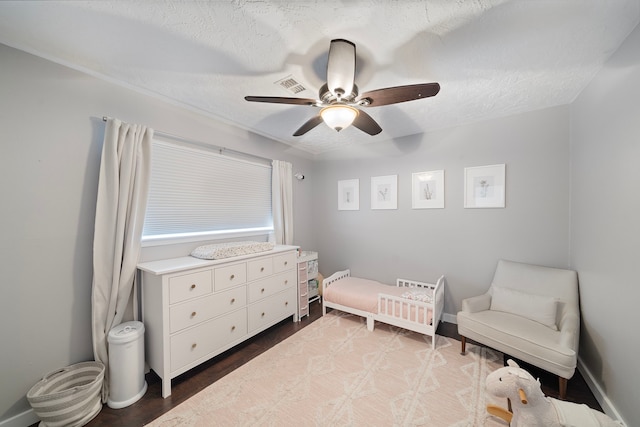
<box><xmin>457</xmin><ymin>310</ymin><xmax>576</xmax><ymax>378</ymax></box>
<box><xmin>490</xmin><ymin>286</ymin><xmax>558</xmax><ymax>330</ymax></box>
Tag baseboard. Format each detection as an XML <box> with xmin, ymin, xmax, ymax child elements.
<box><xmin>577</xmin><ymin>356</ymin><xmax>628</xmax><ymax>426</ymax></box>
<box><xmin>442</xmin><ymin>312</ymin><xmax>457</xmax><ymax>324</ymax></box>
<box><xmin>0</xmin><ymin>408</ymin><xmax>38</xmax><ymax>427</ymax></box>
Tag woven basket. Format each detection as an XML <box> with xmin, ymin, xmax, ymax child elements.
<box><xmin>27</xmin><ymin>361</ymin><xmax>105</xmax><ymax>427</ymax></box>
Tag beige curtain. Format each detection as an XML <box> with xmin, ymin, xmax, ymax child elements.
<box><xmin>270</xmin><ymin>160</ymin><xmax>293</xmax><ymax>245</ymax></box>
<box><xmin>91</xmin><ymin>118</ymin><xmax>152</xmax><ymax>401</ymax></box>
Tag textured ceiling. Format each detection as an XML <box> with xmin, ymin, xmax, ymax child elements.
<box><xmin>0</xmin><ymin>1</ymin><xmax>638</xmax><ymax>155</ymax></box>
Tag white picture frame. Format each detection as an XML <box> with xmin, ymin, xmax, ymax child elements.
<box><xmin>464</xmin><ymin>164</ymin><xmax>506</xmax><ymax>208</ymax></box>
<box><xmin>338</xmin><ymin>179</ymin><xmax>359</xmax><ymax>210</ymax></box>
<box><xmin>412</xmin><ymin>170</ymin><xmax>445</xmax><ymax>209</ymax></box>
<box><xmin>371</xmin><ymin>175</ymin><xmax>398</xmax><ymax>210</ymax></box>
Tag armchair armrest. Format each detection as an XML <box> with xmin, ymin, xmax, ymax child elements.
<box><xmin>559</xmin><ymin>312</ymin><xmax>580</xmax><ymax>352</ymax></box>
<box><xmin>461</xmin><ymin>293</ymin><xmax>491</xmax><ymax>313</ymax></box>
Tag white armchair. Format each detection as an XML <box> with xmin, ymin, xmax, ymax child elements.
<box><xmin>457</xmin><ymin>259</ymin><xmax>579</xmax><ymax>399</ymax></box>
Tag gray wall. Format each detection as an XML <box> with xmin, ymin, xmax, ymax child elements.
<box><xmin>313</xmin><ymin>106</ymin><xmax>572</xmax><ymax>317</ymax></box>
<box><xmin>570</xmin><ymin>23</ymin><xmax>640</xmax><ymax>426</ymax></box>
<box><xmin>0</xmin><ymin>44</ymin><xmax>315</xmax><ymax>424</ymax></box>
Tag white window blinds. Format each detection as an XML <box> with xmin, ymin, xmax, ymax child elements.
<box><xmin>143</xmin><ymin>140</ymin><xmax>273</xmax><ymax>242</ymax></box>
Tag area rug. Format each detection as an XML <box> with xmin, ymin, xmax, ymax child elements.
<box><xmin>147</xmin><ymin>311</ymin><xmax>507</xmax><ymax>426</ymax></box>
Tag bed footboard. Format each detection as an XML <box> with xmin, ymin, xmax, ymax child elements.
<box><xmin>377</xmin><ymin>275</ymin><xmax>445</xmax><ymax>349</ymax></box>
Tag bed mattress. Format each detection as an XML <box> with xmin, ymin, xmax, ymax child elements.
<box><xmin>324</xmin><ymin>276</ymin><xmax>434</xmax><ymax>325</ymax></box>
<box><xmin>324</xmin><ymin>276</ymin><xmax>395</xmax><ymax>312</ymax></box>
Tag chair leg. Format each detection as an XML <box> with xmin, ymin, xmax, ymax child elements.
<box><xmin>559</xmin><ymin>376</ymin><xmax>568</xmax><ymax>400</ymax></box>
<box><xmin>460</xmin><ymin>336</ymin><xmax>466</xmax><ymax>355</ymax></box>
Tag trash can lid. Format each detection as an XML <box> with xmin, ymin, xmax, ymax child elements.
<box><xmin>108</xmin><ymin>321</ymin><xmax>145</xmax><ymax>344</ymax></box>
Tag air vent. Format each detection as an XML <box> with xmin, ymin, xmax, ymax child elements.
<box><xmin>275</xmin><ymin>75</ymin><xmax>307</xmax><ymax>94</ymax></box>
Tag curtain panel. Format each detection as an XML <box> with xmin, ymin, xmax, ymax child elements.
<box><xmin>91</xmin><ymin>118</ymin><xmax>152</xmax><ymax>400</ymax></box>
<box><xmin>271</xmin><ymin>160</ymin><xmax>293</xmax><ymax>245</ymax></box>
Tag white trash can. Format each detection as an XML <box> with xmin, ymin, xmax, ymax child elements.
<box><xmin>107</xmin><ymin>321</ymin><xmax>147</xmax><ymax>409</ymax></box>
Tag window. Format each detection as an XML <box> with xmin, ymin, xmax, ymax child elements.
<box><xmin>142</xmin><ymin>139</ymin><xmax>273</xmax><ymax>246</ymax></box>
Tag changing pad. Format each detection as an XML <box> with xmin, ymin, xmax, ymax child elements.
<box><xmin>190</xmin><ymin>241</ymin><xmax>275</xmax><ymax>260</ymax></box>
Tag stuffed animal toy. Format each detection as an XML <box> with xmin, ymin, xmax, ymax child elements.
<box><xmin>485</xmin><ymin>359</ymin><xmax>623</xmax><ymax>427</ymax></box>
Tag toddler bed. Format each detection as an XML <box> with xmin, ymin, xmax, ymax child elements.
<box><xmin>322</xmin><ymin>269</ymin><xmax>445</xmax><ymax>349</ymax></box>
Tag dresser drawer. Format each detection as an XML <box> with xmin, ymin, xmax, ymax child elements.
<box><xmin>248</xmin><ymin>288</ymin><xmax>296</xmax><ymax>332</ymax></box>
<box><xmin>298</xmin><ymin>265</ymin><xmax>308</xmax><ymax>282</ymax></box>
<box><xmin>169</xmin><ymin>287</ymin><xmax>247</xmax><ymax>334</ymax></box>
<box><xmin>169</xmin><ymin>270</ymin><xmax>212</xmax><ymax>304</ymax></box>
<box><xmin>247</xmin><ymin>270</ymin><xmax>296</xmax><ymax>303</ymax></box>
<box><xmin>299</xmin><ymin>302</ymin><xmax>309</xmax><ymax>318</ymax></box>
<box><xmin>214</xmin><ymin>262</ymin><xmax>247</xmax><ymax>291</ymax></box>
<box><xmin>247</xmin><ymin>257</ymin><xmax>273</xmax><ymax>281</ymax></box>
<box><xmin>170</xmin><ymin>308</ymin><xmax>247</xmax><ymax>372</ymax></box>
<box><xmin>298</xmin><ymin>281</ymin><xmax>308</xmax><ymax>296</ymax></box>
<box><xmin>273</xmin><ymin>252</ymin><xmax>296</xmax><ymax>273</ymax></box>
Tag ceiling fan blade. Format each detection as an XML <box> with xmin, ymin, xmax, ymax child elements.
<box><xmin>293</xmin><ymin>115</ymin><xmax>324</xmax><ymax>136</ymax></box>
<box><xmin>244</xmin><ymin>96</ymin><xmax>317</xmax><ymax>106</ymax></box>
<box><xmin>357</xmin><ymin>82</ymin><xmax>440</xmax><ymax>107</ymax></box>
<box><xmin>351</xmin><ymin>110</ymin><xmax>382</xmax><ymax>136</ymax></box>
<box><xmin>326</xmin><ymin>39</ymin><xmax>356</xmax><ymax>98</ymax></box>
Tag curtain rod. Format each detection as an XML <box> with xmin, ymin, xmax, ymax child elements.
<box><xmin>102</xmin><ymin>116</ymin><xmax>272</xmax><ymax>165</ymax></box>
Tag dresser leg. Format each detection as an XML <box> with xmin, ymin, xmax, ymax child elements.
<box><xmin>162</xmin><ymin>379</ymin><xmax>171</xmax><ymax>398</ymax></box>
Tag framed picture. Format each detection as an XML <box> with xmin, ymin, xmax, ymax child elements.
<box><xmin>412</xmin><ymin>170</ymin><xmax>444</xmax><ymax>209</ymax></box>
<box><xmin>371</xmin><ymin>175</ymin><xmax>397</xmax><ymax>210</ymax></box>
<box><xmin>464</xmin><ymin>164</ymin><xmax>506</xmax><ymax>208</ymax></box>
<box><xmin>338</xmin><ymin>179</ymin><xmax>359</xmax><ymax>210</ymax></box>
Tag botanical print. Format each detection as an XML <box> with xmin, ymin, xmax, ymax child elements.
<box><xmin>419</xmin><ymin>179</ymin><xmax>436</xmax><ymax>200</ymax></box>
<box><xmin>412</xmin><ymin>170</ymin><xmax>444</xmax><ymax>209</ymax></box>
<box><xmin>377</xmin><ymin>184</ymin><xmax>390</xmax><ymax>201</ymax></box>
<box><xmin>343</xmin><ymin>185</ymin><xmax>354</xmax><ymax>203</ymax></box>
<box><xmin>371</xmin><ymin>175</ymin><xmax>397</xmax><ymax>209</ymax></box>
<box><xmin>474</xmin><ymin>176</ymin><xmax>494</xmax><ymax>198</ymax></box>
<box><xmin>338</xmin><ymin>179</ymin><xmax>359</xmax><ymax>210</ymax></box>
<box><xmin>464</xmin><ymin>164</ymin><xmax>505</xmax><ymax>208</ymax></box>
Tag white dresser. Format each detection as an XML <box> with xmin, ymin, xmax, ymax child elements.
<box><xmin>138</xmin><ymin>245</ymin><xmax>298</xmax><ymax>397</ymax></box>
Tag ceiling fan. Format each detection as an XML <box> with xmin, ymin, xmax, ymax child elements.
<box><xmin>245</xmin><ymin>39</ymin><xmax>440</xmax><ymax>137</ymax></box>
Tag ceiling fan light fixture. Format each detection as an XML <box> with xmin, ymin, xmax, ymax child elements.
<box><xmin>320</xmin><ymin>105</ymin><xmax>358</xmax><ymax>132</ymax></box>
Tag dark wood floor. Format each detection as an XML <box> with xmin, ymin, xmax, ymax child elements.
<box><xmin>46</xmin><ymin>301</ymin><xmax>600</xmax><ymax>426</ymax></box>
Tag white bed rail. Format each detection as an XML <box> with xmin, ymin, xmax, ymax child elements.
<box><xmin>377</xmin><ymin>276</ymin><xmax>445</xmax><ymax>349</ymax></box>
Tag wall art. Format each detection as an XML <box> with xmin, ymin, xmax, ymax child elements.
<box><xmin>371</xmin><ymin>175</ymin><xmax>398</xmax><ymax>210</ymax></box>
<box><xmin>464</xmin><ymin>164</ymin><xmax>505</xmax><ymax>208</ymax></box>
<box><xmin>412</xmin><ymin>170</ymin><xmax>444</xmax><ymax>209</ymax></box>
<box><xmin>338</xmin><ymin>179</ymin><xmax>359</xmax><ymax>210</ymax></box>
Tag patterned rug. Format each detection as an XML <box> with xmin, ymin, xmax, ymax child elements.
<box><xmin>147</xmin><ymin>311</ymin><xmax>507</xmax><ymax>427</ymax></box>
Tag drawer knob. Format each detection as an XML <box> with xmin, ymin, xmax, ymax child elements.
<box><xmin>191</xmin><ymin>343</ymin><xmax>197</xmax><ymax>350</ymax></box>
<box><xmin>285</xmin><ymin>301</ymin><xmax>289</xmax><ymax>306</ymax></box>
<box><xmin>191</xmin><ymin>311</ymin><xmax>197</xmax><ymax>318</ymax></box>
<box><xmin>231</xmin><ymin>325</ymin><xmax>236</xmax><ymax>332</ymax></box>
<box><xmin>230</xmin><ymin>298</ymin><xmax>235</xmax><ymax>304</ymax></box>
<box><xmin>261</xmin><ymin>312</ymin><xmax>265</xmax><ymax>317</ymax></box>
<box><xmin>190</xmin><ymin>284</ymin><xmax>196</xmax><ymax>290</ymax></box>
<box><xmin>230</xmin><ymin>274</ymin><xmax>235</xmax><ymax>280</ymax></box>
<box><xmin>284</xmin><ymin>261</ymin><xmax>288</xmax><ymax>266</ymax></box>
<box><xmin>260</xmin><ymin>267</ymin><xmax>264</xmax><ymax>272</ymax></box>
<box><xmin>284</xmin><ymin>280</ymin><xmax>288</xmax><ymax>285</ymax></box>
<box><xmin>261</xmin><ymin>288</ymin><xmax>265</xmax><ymax>293</ymax></box>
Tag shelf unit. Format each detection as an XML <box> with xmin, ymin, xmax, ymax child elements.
<box><xmin>296</xmin><ymin>251</ymin><xmax>319</xmax><ymax>320</ymax></box>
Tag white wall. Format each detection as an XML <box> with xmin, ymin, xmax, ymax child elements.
<box><xmin>570</xmin><ymin>23</ymin><xmax>640</xmax><ymax>426</ymax></box>
<box><xmin>0</xmin><ymin>44</ymin><xmax>315</xmax><ymax>424</ymax></box>
<box><xmin>313</xmin><ymin>105</ymin><xmax>572</xmax><ymax>317</ymax></box>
